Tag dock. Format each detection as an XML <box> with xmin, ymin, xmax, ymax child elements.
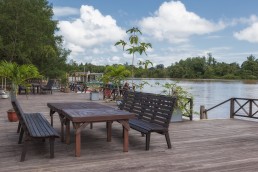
<box><xmin>1</xmin><ymin>92</ymin><xmax>258</xmax><ymax>171</ymax></box>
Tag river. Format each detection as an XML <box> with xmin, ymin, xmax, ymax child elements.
<box><xmin>131</xmin><ymin>79</ymin><xmax>258</xmax><ymax>119</ymax></box>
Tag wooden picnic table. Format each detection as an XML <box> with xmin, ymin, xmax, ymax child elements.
<box><xmin>47</xmin><ymin>102</ymin><xmax>113</xmax><ymax>142</ymax></box>
<box><xmin>47</xmin><ymin>102</ymin><xmax>135</xmax><ymax>157</ymax></box>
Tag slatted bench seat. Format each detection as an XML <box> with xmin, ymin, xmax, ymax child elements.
<box><xmin>11</xmin><ymin>98</ymin><xmax>59</xmax><ymax>162</ymax></box>
<box><xmin>119</xmin><ymin>91</ymin><xmax>176</xmax><ymax>150</ymax></box>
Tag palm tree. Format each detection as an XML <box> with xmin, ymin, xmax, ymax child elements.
<box><xmin>102</xmin><ymin>65</ymin><xmax>130</xmax><ymax>97</ymax></box>
<box><xmin>0</xmin><ymin>61</ymin><xmax>41</xmax><ymax>96</ymax></box>
<box><xmin>138</xmin><ymin>59</ymin><xmax>153</xmax><ymax>70</ymax></box>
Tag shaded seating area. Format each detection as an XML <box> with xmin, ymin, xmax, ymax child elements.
<box><xmin>40</xmin><ymin>79</ymin><xmax>54</xmax><ymax>94</ymax></box>
<box><xmin>17</xmin><ymin>79</ymin><xmax>55</xmax><ymax>95</ymax></box>
<box><xmin>18</xmin><ymin>85</ymin><xmax>29</xmax><ymax>95</ymax></box>
<box><xmin>18</xmin><ymin>78</ymin><xmax>42</xmax><ymax>95</ymax></box>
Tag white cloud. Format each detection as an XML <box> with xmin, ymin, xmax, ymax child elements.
<box><xmin>58</xmin><ymin>5</ymin><xmax>126</xmax><ymax>62</ymax></box>
<box><xmin>205</xmin><ymin>35</ymin><xmax>223</xmax><ymax>39</ymax></box>
<box><xmin>111</xmin><ymin>56</ymin><xmax>120</xmax><ymax>62</ymax></box>
<box><xmin>231</xmin><ymin>15</ymin><xmax>258</xmax><ymax>26</ymax></box>
<box><xmin>90</xmin><ymin>56</ymin><xmax>123</xmax><ymax>65</ymax></box>
<box><xmin>110</xmin><ymin>45</ymin><xmax>118</xmax><ymax>53</ymax></box>
<box><xmin>53</xmin><ymin>7</ymin><xmax>79</xmax><ymax>17</ymax></box>
<box><xmin>139</xmin><ymin>1</ymin><xmax>225</xmax><ymax>43</ymax></box>
<box><xmin>234</xmin><ymin>22</ymin><xmax>258</xmax><ymax>43</ymax></box>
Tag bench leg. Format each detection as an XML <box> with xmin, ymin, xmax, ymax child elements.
<box><xmin>107</xmin><ymin>121</ymin><xmax>112</xmax><ymax>142</ymax></box>
<box><xmin>20</xmin><ymin>139</ymin><xmax>29</xmax><ymax>162</ymax></box>
<box><xmin>146</xmin><ymin>133</ymin><xmax>151</xmax><ymax>150</ymax></box>
<box><xmin>165</xmin><ymin>132</ymin><xmax>172</xmax><ymax>149</ymax></box>
<box><xmin>18</xmin><ymin>128</ymin><xmax>24</xmax><ymax>144</ymax></box>
<box><xmin>49</xmin><ymin>138</ymin><xmax>55</xmax><ymax>158</ymax></box>
<box><xmin>17</xmin><ymin>122</ymin><xmax>21</xmax><ymax>133</ymax></box>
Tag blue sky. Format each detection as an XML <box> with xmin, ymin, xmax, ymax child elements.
<box><xmin>48</xmin><ymin>0</ymin><xmax>258</xmax><ymax>67</ymax></box>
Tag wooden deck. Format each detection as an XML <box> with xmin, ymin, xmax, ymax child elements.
<box><xmin>1</xmin><ymin>92</ymin><xmax>258</xmax><ymax>171</ymax></box>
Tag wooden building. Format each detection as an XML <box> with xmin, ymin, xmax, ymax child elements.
<box><xmin>69</xmin><ymin>71</ymin><xmax>103</xmax><ymax>83</ymax></box>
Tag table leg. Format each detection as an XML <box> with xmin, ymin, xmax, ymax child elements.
<box><xmin>118</xmin><ymin>120</ymin><xmax>130</xmax><ymax>152</ymax></box>
<box><xmin>106</xmin><ymin>121</ymin><xmax>113</xmax><ymax>142</ymax></box>
<box><xmin>75</xmin><ymin>128</ymin><xmax>81</xmax><ymax>157</ymax></box>
<box><xmin>65</xmin><ymin>119</ymin><xmax>70</xmax><ymax>144</ymax></box>
<box><xmin>49</xmin><ymin>109</ymin><xmax>55</xmax><ymax>126</ymax></box>
<box><xmin>123</xmin><ymin>127</ymin><xmax>129</xmax><ymax>152</ymax></box>
<box><xmin>74</xmin><ymin>122</ymin><xmax>89</xmax><ymax>157</ymax></box>
<box><xmin>58</xmin><ymin>113</ymin><xmax>66</xmax><ymax>142</ymax></box>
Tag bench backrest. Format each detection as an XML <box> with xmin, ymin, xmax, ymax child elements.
<box><xmin>11</xmin><ymin>98</ymin><xmax>25</xmax><ymax>121</ymax></box>
<box><xmin>120</xmin><ymin>91</ymin><xmax>143</xmax><ymax>118</ymax></box>
<box><xmin>120</xmin><ymin>91</ymin><xmax>177</xmax><ymax>128</ymax></box>
<box><xmin>11</xmin><ymin>98</ymin><xmax>29</xmax><ymax>130</ymax></box>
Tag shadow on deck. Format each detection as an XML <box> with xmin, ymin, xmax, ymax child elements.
<box><xmin>1</xmin><ymin>92</ymin><xmax>258</xmax><ymax>171</ymax></box>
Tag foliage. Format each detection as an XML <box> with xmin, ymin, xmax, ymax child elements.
<box><xmin>102</xmin><ymin>65</ymin><xmax>130</xmax><ymax>94</ymax></box>
<box><xmin>138</xmin><ymin>59</ymin><xmax>153</xmax><ymax>70</ymax></box>
<box><xmin>135</xmin><ymin>60</ymin><xmax>153</xmax><ymax>91</ymax></box>
<box><xmin>0</xmin><ymin>60</ymin><xmax>41</xmax><ymax>96</ymax></box>
<box><xmin>87</xmin><ymin>83</ymin><xmax>101</xmax><ymax>92</ymax></box>
<box><xmin>60</xmin><ymin>73</ymin><xmax>70</xmax><ymax>88</ymax></box>
<box><xmin>156</xmin><ymin>81</ymin><xmax>192</xmax><ymax>115</ymax></box>
<box><xmin>0</xmin><ymin>0</ymin><xmax>69</xmax><ymax>78</ymax></box>
<box><xmin>115</xmin><ymin>27</ymin><xmax>152</xmax><ymax>85</ymax></box>
<box><xmin>134</xmin><ymin>81</ymin><xmax>149</xmax><ymax>92</ymax></box>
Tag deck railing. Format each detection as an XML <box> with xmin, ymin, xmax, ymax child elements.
<box><xmin>181</xmin><ymin>98</ymin><xmax>193</xmax><ymax>120</ymax></box>
<box><xmin>200</xmin><ymin>98</ymin><xmax>258</xmax><ymax>119</ymax></box>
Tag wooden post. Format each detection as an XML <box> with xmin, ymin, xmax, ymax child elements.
<box><xmin>190</xmin><ymin>99</ymin><xmax>193</xmax><ymax>121</ymax></box>
<box><xmin>249</xmin><ymin>100</ymin><xmax>253</xmax><ymax>117</ymax></box>
<box><xmin>230</xmin><ymin>98</ymin><xmax>235</xmax><ymax>118</ymax></box>
<box><xmin>200</xmin><ymin>105</ymin><xmax>207</xmax><ymax>119</ymax></box>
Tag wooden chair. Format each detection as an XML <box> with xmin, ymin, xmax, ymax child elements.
<box><xmin>18</xmin><ymin>85</ymin><xmax>29</xmax><ymax>95</ymax></box>
<box><xmin>40</xmin><ymin>79</ymin><xmax>54</xmax><ymax>94</ymax></box>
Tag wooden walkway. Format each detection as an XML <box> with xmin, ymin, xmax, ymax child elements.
<box><xmin>1</xmin><ymin>92</ymin><xmax>258</xmax><ymax>171</ymax></box>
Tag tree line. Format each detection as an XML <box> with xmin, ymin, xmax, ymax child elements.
<box><xmin>66</xmin><ymin>53</ymin><xmax>258</xmax><ymax>80</ymax></box>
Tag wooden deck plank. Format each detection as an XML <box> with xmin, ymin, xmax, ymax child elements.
<box><xmin>1</xmin><ymin>92</ymin><xmax>258</xmax><ymax>171</ymax></box>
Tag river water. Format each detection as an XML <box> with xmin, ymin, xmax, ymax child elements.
<box><xmin>132</xmin><ymin>79</ymin><xmax>258</xmax><ymax>119</ymax></box>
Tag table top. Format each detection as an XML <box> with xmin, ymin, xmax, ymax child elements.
<box><xmin>47</xmin><ymin>102</ymin><xmax>113</xmax><ymax>113</ymax></box>
<box><xmin>62</xmin><ymin>108</ymin><xmax>135</xmax><ymax>122</ymax></box>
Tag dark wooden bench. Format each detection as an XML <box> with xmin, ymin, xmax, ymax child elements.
<box><xmin>11</xmin><ymin>98</ymin><xmax>59</xmax><ymax>162</ymax></box>
<box><xmin>119</xmin><ymin>91</ymin><xmax>176</xmax><ymax>150</ymax></box>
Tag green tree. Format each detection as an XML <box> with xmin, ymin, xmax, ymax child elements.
<box><xmin>0</xmin><ymin>0</ymin><xmax>69</xmax><ymax>78</ymax></box>
<box><xmin>115</xmin><ymin>27</ymin><xmax>152</xmax><ymax>85</ymax></box>
<box><xmin>241</xmin><ymin>55</ymin><xmax>258</xmax><ymax>79</ymax></box>
<box><xmin>0</xmin><ymin>60</ymin><xmax>41</xmax><ymax>96</ymax></box>
<box><xmin>102</xmin><ymin>65</ymin><xmax>130</xmax><ymax>95</ymax></box>
<box><xmin>138</xmin><ymin>59</ymin><xmax>153</xmax><ymax>70</ymax></box>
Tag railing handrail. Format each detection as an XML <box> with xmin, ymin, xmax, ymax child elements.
<box><xmin>204</xmin><ymin>98</ymin><xmax>231</xmax><ymax>113</ymax></box>
<box><xmin>200</xmin><ymin>98</ymin><xmax>258</xmax><ymax>119</ymax></box>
